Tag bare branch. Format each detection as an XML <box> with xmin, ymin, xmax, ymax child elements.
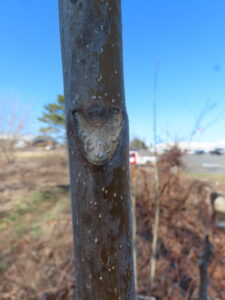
<box><xmin>198</xmin><ymin>236</ymin><xmax>213</xmax><ymax>300</ymax></box>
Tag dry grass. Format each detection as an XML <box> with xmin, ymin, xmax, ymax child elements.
<box><xmin>0</xmin><ymin>148</ymin><xmax>225</xmax><ymax>299</ymax></box>
<box><xmin>14</xmin><ymin>150</ymin><xmax>66</xmax><ymax>160</ymax></box>
<box><xmin>131</xmin><ymin>148</ymin><xmax>225</xmax><ymax>299</ymax></box>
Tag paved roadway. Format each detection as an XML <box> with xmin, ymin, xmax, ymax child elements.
<box><xmin>184</xmin><ymin>154</ymin><xmax>225</xmax><ymax>174</ymax></box>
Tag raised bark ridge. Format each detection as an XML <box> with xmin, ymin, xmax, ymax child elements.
<box><xmin>73</xmin><ymin>104</ymin><xmax>122</xmax><ymax>165</ymax></box>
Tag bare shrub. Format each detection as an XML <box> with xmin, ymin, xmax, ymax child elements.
<box><xmin>131</xmin><ymin>147</ymin><xmax>224</xmax><ymax>299</ymax></box>
<box><xmin>0</xmin><ymin>100</ymin><xmax>29</xmax><ymax>164</ymax></box>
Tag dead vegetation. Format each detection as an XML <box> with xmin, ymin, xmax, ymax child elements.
<box><xmin>0</xmin><ymin>148</ymin><xmax>225</xmax><ymax>299</ymax></box>
<box><xmin>131</xmin><ymin>147</ymin><xmax>225</xmax><ymax>299</ymax></box>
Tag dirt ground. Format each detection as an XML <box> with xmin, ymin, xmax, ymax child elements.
<box><xmin>0</xmin><ymin>149</ymin><xmax>225</xmax><ymax>299</ymax></box>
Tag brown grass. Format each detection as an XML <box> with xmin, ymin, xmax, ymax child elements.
<box><xmin>1</xmin><ymin>148</ymin><xmax>225</xmax><ymax>299</ymax></box>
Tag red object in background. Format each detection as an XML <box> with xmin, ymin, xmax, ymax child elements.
<box><xmin>129</xmin><ymin>152</ymin><xmax>136</xmax><ymax>165</ymax></box>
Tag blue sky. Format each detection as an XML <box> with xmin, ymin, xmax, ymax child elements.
<box><xmin>0</xmin><ymin>0</ymin><xmax>225</xmax><ymax>145</ymax></box>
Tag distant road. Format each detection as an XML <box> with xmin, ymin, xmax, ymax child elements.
<box><xmin>184</xmin><ymin>154</ymin><xmax>225</xmax><ymax>174</ymax></box>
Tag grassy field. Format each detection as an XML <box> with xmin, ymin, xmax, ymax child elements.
<box><xmin>189</xmin><ymin>172</ymin><xmax>225</xmax><ymax>184</ymax></box>
<box><xmin>0</xmin><ymin>150</ymin><xmax>75</xmax><ymax>299</ymax></box>
<box><xmin>0</xmin><ymin>150</ymin><xmax>70</xmax><ymax>252</ymax></box>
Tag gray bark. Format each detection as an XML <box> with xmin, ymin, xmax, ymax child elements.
<box><xmin>198</xmin><ymin>236</ymin><xmax>213</xmax><ymax>300</ymax></box>
<box><xmin>58</xmin><ymin>1</ymin><xmax>135</xmax><ymax>299</ymax></box>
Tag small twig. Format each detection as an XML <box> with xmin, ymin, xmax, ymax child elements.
<box><xmin>198</xmin><ymin>235</ymin><xmax>213</xmax><ymax>300</ymax></box>
<box><xmin>150</xmin><ymin>62</ymin><xmax>160</xmax><ymax>287</ymax></box>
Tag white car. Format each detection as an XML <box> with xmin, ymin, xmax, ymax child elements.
<box><xmin>129</xmin><ymin>150</ymin><xmax>156</xmax><ymax>165</ymax></box>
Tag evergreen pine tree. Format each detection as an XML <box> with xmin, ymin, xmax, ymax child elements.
<box><xmin>38</xmin><ymin>95</ymin><xmax>65</xmax><ymax>139</ymax></box>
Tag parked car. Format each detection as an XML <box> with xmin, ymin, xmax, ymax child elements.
<box><xmin>194</xmin><ymin>150</ymin><xmax>205</xmax><ymax>155</ymax></box>
<box><xmin>129</xmin><ymin>150</ymin><xmax>156</xmax><ymax>165</ymax></box>
<box><xmin>210</xmin><ymin>148</ymin><xmax>224</xmax><ymax>155</ymax></box>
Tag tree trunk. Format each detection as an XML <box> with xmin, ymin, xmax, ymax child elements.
<box><xmin>58</xmin><ymin>1</ymin><xmax>135</xmax><ymax>299</ymax></box>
